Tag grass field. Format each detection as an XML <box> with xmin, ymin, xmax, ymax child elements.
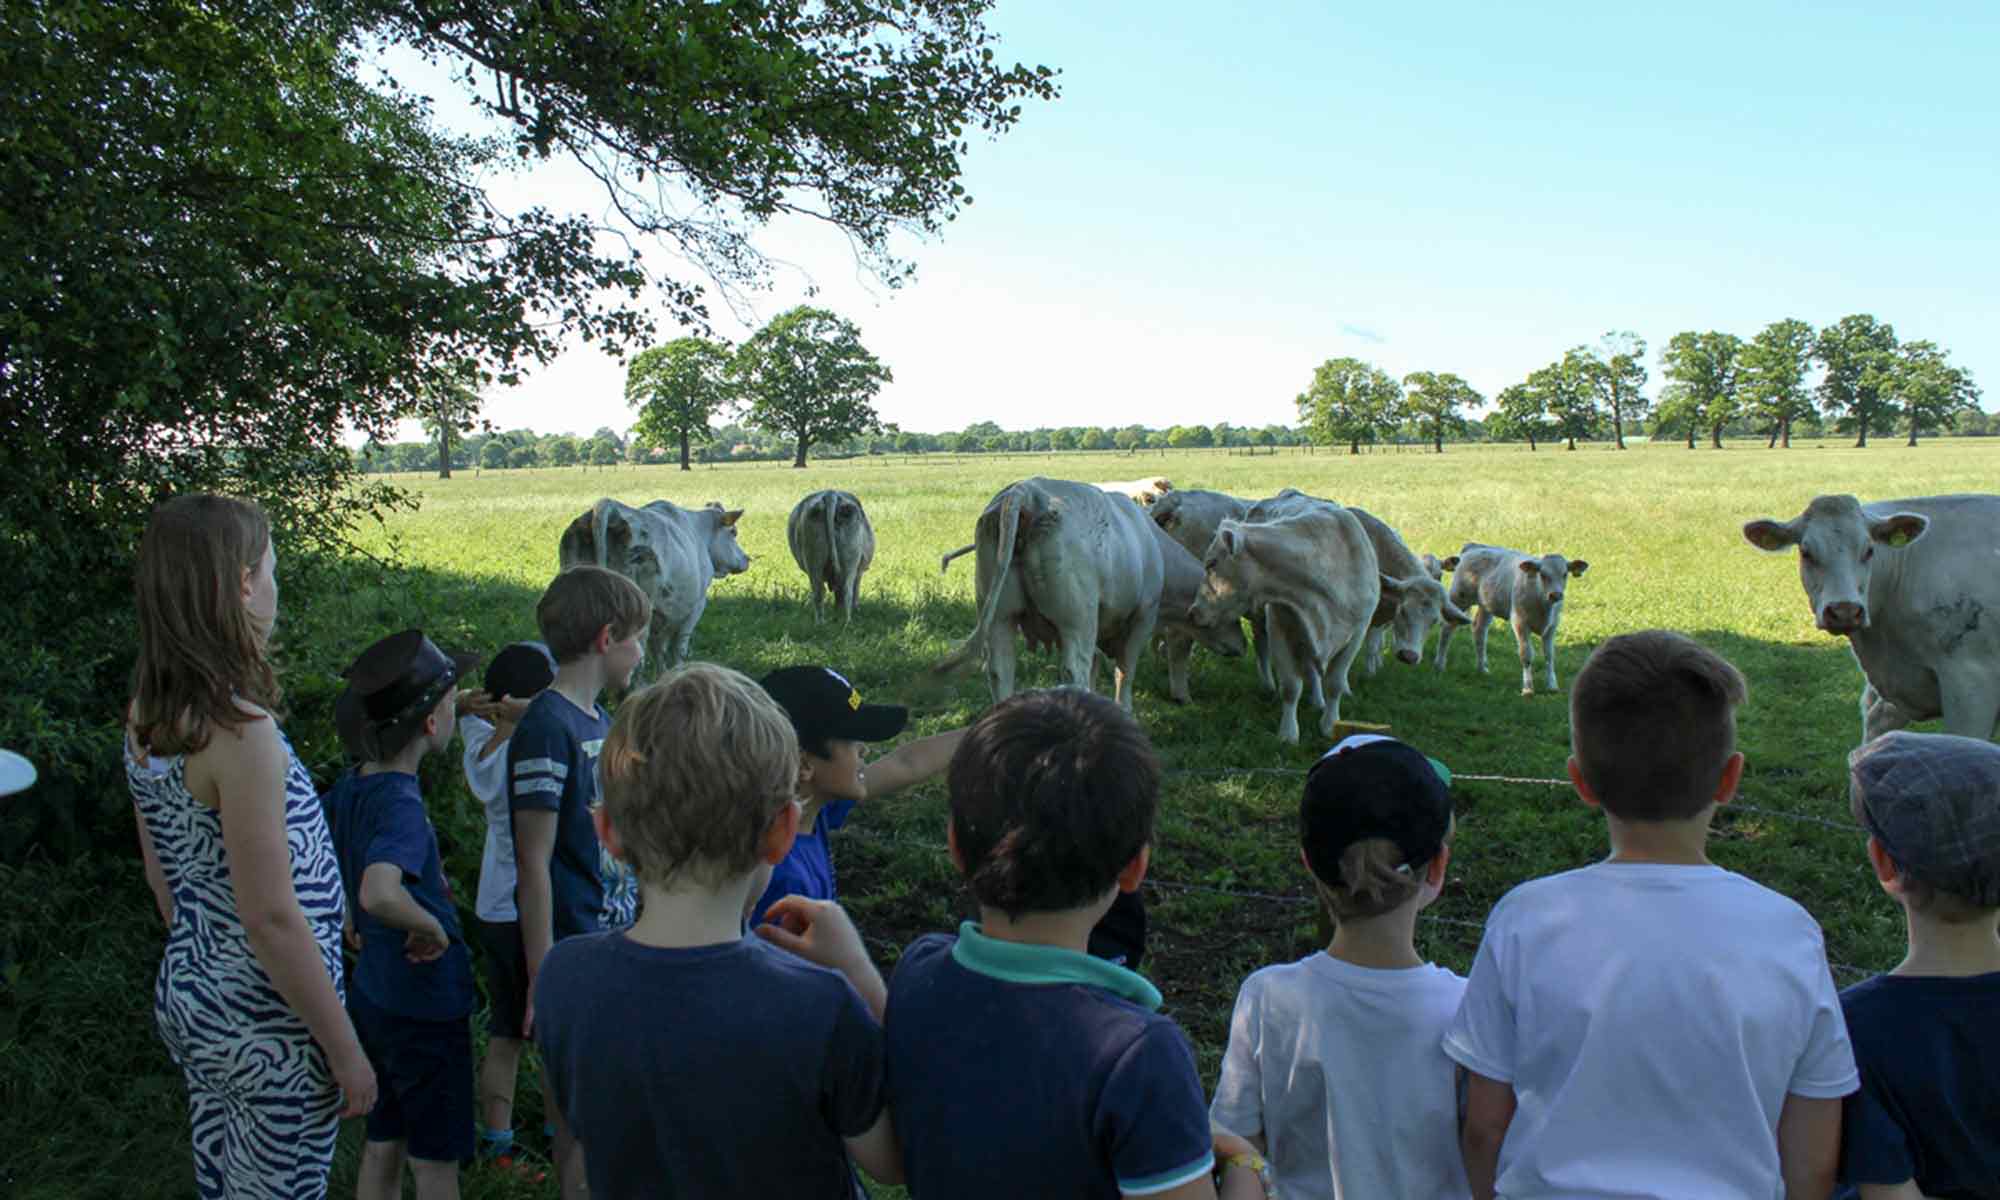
<box><xmin>7</xmin><ymin>437</ymin><xmax>1997</xmax><ymax>1197</ymax></box>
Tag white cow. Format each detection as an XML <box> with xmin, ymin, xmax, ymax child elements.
<box><xmin>1094</xmin><ymin>476</ymin><xmax>1175</xmax><ymax>506</ymax></box>
<box><xmin>787</xmin><ymin>489</ymin><xmax>876</xmax><ymax>624</ymax></box>
<box><xmin>1433</xmin><ymin>544</ymin><xmax>1590</xmax><ymax>695</ymax></box>
<box><xmin>558</xmin><ymin>497</ymin><xmax>751</xmax><ymax>679</ymax></box>
<box><xmin>1189</xmin><ymin>505</ymin><xmax>1380</xmax><ymax>743</ymax></box>
<box><xmin>931</xmin><ymin>478</ymin><xmax>1164</xmax><ymax>710</ymax></box>
<box><xmin>1742</xmin><ymin>493</ymin><xmax>2000</xmax><ymax>743</ymax></box>
<box><xmin>1150</xmin><ymin>488</ymin><xmax>1253</xmax><ymax>559</ymax></box>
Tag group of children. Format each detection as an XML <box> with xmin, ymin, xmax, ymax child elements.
<box><xmin>320</xmin><ymin>559</ymin><xmax>2000</xmax><ymax>1200</ymax></box>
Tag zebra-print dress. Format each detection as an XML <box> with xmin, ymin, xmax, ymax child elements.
<box><xmin>128</xmin><ymin>725</ymin><xmax>347</xmax><ymax>1199</ymax></box>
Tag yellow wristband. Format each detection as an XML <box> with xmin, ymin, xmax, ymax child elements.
<box><xmin>1221</xmin><ymin>1151</ymin><xmax>1275</xmax><ymax>1198</ymax></box>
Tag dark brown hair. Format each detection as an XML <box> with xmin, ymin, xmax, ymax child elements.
<box><xmin>536</xmin><ymin>565</ymin><xmax>652</xmax><ymax>663</ymax></box>
<box><xmin>947</xmin><ymin>689</ymin><xmax>1160</xmax><ymax>918</ymax></box>
<box><xmin>128</xmin><ymin>495</ymin><xmax>282</xmax><ymax>755</ymax></box>
<box><xmin>1570</xmin><ymin>630</ymin><xmax>1747</xmax><ymax>821</ymax></box>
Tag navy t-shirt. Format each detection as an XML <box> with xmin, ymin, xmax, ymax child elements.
<box><xmin>534</xmin><ymin>931</ymin><xmax>885</xmax><ymax>1200</ymax></box>
<box><xmin>324</xmin><ymin>769</ymin><xmax>473</xmax><ymax>1021</ymax></box>
<box><xmin>747</xmin><ymin>798</ymin><xmax>855</xmax><ymax>928</ymax></box>
<box><xmin>1836</xmin><ymin>971</ymin><xmax>2000</xmax><ymax>1200</ymax></box>
<box><xmin>884</xmin><ymin>923</ymin><xmax>1215</xmax><ymax>1199</ymax></box>
<box><xmin>507</xmin><ymin>691</ymin><xmax>634</xmax><ymax>938</ymax></box>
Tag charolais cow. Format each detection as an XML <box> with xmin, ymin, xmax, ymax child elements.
<box><xmin>1433</xmin><ymin>544</ymin><xmax>1590</xmax><ymax>695</ymax></box>
<box><xmin>931</xmin><ymin>477</ymin><xmax>1164</xmax><ymax>710</ymax></box>
<box><xmin>1189</xmin><ymin>505</ymin><xmax>1380</xmax><ymax>743</ymax></box>
<box><xmin>1094</xmin><ymin>476</ymin><xmax>1174</xmax><ymax>506</ymax></box>
<box><xmin>1742</xmin><ymin>493</ymin><xmax>2000</xmax><ymax>744</ymax></box>
<box><xmin>558</xmin><ymin>497</ymin><xmax>751</xmax><ymax>679</ymax></box>
<box><xmin>787</xmin><ymin>489</ymin><xmax>876</xmax><ymax>624</ymax></box>
<box><xmin>1151</xmin><ymin>488</ymin><xmax>1252</xmax><ymax>559</ymax></box>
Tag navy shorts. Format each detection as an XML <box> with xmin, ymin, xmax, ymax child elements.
<box><xmin>350</xmin><ymin>989</ymin><xmax>475</xmax><ymax>1163</ymax></box>
<box><xmin>473</xmin><ymin>917</ymin><xmax>529</xmax><ymax>1040</ymax></box>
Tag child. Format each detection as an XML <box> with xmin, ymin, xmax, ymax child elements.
<box><xmin>1444</xmin><ymin>629</ymin><xmax>1858</xmax><ymax>1200</ymax></box>
<box><xmin>458</xmin><ymin>641</ymin><xmax>556</xmax><ymax>1167</ymax></box>
<box><xmin>882</xmin><ymin>687</ymin><xmax>1241</xmax><ymax>1200</ymax></box>
<box><xmin>532</xmin><ymin>663</ymin><xmax>900</xmax><ymax>1199</ymax></box>
<box><xmin>1837</xmin><ymin>731</ymin><xmax>2000</xmax><ymax>1199</ymax></box>
<box><xmin>509</xmin><ymin>565</ymin><xmax>649</xmax><ymax>1191</ymax></box>
<box><xmin>749</xmin><ymin>665</ymin><xmax>966</xmax><ymax>928</ymax></box>
<box><xmin>325</xmin><ymin>629</ymin><xmax>480</xmax><ymax>1200</ymax></box>
<box><xmin>1210</xmin><ymin>733</ymin><xmax>1470</xmax><ymax>1199</ymax></box>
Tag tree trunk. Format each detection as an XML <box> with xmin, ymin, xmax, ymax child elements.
<box><xmin>1685</xmin><ymin>426</ymin><xmax>1695</xmax><ymax>450</ymax></box>
<box><xmin>437</xmin><ymin>423</ymin><xmax>452</xmax><ymax>479</ymax></box>
<box><xmin>1566</xmin><ymin>434</ymin><xmax>1576</xmax><ymax>451</ymax></box>
<box><xmin>1348</xmin><ymin>438</ymin><xmax>1360</xmax><ymax>455</ymax></box>
<box><xmin>794</xmin><ymin>433</ymin><xmax>809</xmax><ymax>467</ymax></box>
<box><xmin>1781</xmin><ymin>417</ymin><xmax>1791</xmax><ymax>448</ymax></box>
<box><xmin>1710</xmin><ymin>422</ymin><xmax>1724</xmax><ymax>449</ymax></box>
<box><xmin>1906</xmin><ymin>415</ymin><xmax>1919</xmax><ymax>447</ymax></box>
<box><xmin>1613</xmin><ymin>408</ymin><xmax>1625</xmax><ymax>450</ymax></box>
<box><xmin>1433</xmin><ymin>430</ymin><xmax>1443</xmax><ymax>453</ymax></box>
<box><xmin>1855</xmin><ymin>411</ymin><xmax>1869</xmax><ymax>448</ymax></box>
<box><xmin>679</xmin><ymin>430</ymin><xmax>691</xmax><ymax>470</ymax></box>
<box><xmin>1526</xmin><ymin>433</ymin><xmax>1537</xmax><ymax>451</ymax></box>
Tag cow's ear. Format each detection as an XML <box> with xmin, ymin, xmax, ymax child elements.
<box><xmin>1440</xmin><ymin>555</ymin><xmax>1460</xmax><ymax>572</ymax></box>
<box><xmin>1442</xmin><ymin>598</ymin><xmax>1473</xmax><ymax>625</ymax></box>
<box><xmin>1869</xmin><ymin>513</ymin><xmax>1927</xmax><ymax>549</ymax></box>
<box><xmin>1218</xmin><ymin>526</ymin><xmax>1241</xmax><ymax>558</ymax></box>
<box><xmin>1742</xmin><ymin>518</ymin><xmax>1800</xmax><ymax>552</ymax></box>
<box><xmin>1567</xmin><ymin>560</ymin><xmax>1590</xmax><ymax>577</ymax></box>
<box><xmin>720</xmin><ymin>508</ymin><xmax>744</xmax><ymax>527</ymax></box>
<box><xmin>1518</xmin><ymin>559</ymin><xmax>1541</xmax><ymax>577</ymax></box>
<box><xmin>1379</xmin><ymin>573</ymin><xmax>1412</xmax><ymax>599</ymax></box>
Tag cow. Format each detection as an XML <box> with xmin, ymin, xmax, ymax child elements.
<box><xmin>931</xmin><ymin>478</ymin><xmax>1165</xmax><ymax>711</ymax></box>
<box><xmin>557</xmin><ymin>497</ymin><xmax>751</xmax><ymax>680</ymax></box>
<box><xmin>787</xmin><ymin>489</ymin><xmax>876</xmax><ymax>624</ymax></box>
<box><xmin>1150</xmin><ymin>488</ymin><xmax>1252</xmax><ymax>559</ymax></box>
<box><xmin>1094</xmin><ymin>476</ymin><xmax>1175</xmax><ymax>506</ymax></box>
<box><xmin>1432</xmin><ymin>544</ymin><xmax>1590</xmax><ymax>695</ymax></box>
<box><xmin>1189</xmin><ymin>505</ymin><xmax>1380</xmax><ymax>743</ymax></box>
<box><xmin>1742</xmin><ymin>493</ymin><xmax>2000</xmax><ymax>744</ymax></box>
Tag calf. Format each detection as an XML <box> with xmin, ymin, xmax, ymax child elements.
<box><xmin>787</xmin><ymin>489</ymin><xmax>876</xmax><ymax>624</ymax></box>
<box><xmin>1433</xmin><ymin>544</ymin><xmax>1589</xmax><ymax>695</ymax></box>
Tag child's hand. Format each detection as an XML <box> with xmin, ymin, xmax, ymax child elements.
<box><xmin>403</xmin><ymin>922</ymin><xmax>449</xmax><ymax>964</ymax></box>
<box><xmin>756</xmin><ymin>896</ymin><xmax>868</xmax><ymax>974</ymax></box>
<box><xmin>456</xmin><ymin>688</ymin><xmax>492</xmax><ymax>718</ymax></box>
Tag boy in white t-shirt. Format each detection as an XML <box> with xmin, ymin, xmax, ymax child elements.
<box><xmin>458</xmin><ymin>641</ymin><xmax>556</xmax><ymax>1169</ymax></box>
<box><xmin>1210</xmin><ymin>734</ymin><xmax>1470</xmax><ymax>1200</ymax></box>
<box><xmin>1444</xmin><ymin>630</ymin><xmax>1858</xmax><ymax>1200</ymax></box>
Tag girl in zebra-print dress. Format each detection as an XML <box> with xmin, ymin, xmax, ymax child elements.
<box><xmin>126</xmin><ymin>495</ymin><xmax>377</xmax><ymax>1198</ymax></box>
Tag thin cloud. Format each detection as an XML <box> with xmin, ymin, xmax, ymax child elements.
<box><xmin>1339</xmin><ymin>322</ymin><xmax>1387</xmax><ymax>345</ymax></box>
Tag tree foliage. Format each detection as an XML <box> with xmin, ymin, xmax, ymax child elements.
<box><xmin>1529</xmin><ymin>351</ymin><xmax>1601</xmax><ymax>451</ymax></box>
<box><xmin>1582</xmin><ymin>332</ymin><xmax>1648</xmax><ymax>449</ymax></box>
<box><xmin>1887</xmin><ymin>340</ymin><xmax>1981</xmax><ymax>446</ymax></box>
<box><xmin>734</xmin><ymin>307</ymin><xmax>892</xmax><ymax>467</ymax></box>
<box><xmin>1738</xmin><ymin>319</ymin><xmax>1816</xmax><ymax>448</ymax></box>
<box><xmin>1298</xmin><ymin>358</ymin><xmax>1402</xmax><ymax>454</ymax></box>
<box><xmin>1401</xmin><ymin>371</ymin><xmax>1479</xmax><ymax>453</ymax></box>
<box><xmin>1489</xmin><ymin>383</ymin><xmax>1550</xmax><ymax>450</ymax></box>
<box><xmin>627</xmin><ymin>337</ymin><xmax>738</xmax><ymax>470</ymax></box>
<box><xmin>1814</xmin><ymin>314</ymin><xmax>1899</xmax><ymax>448</ymax></box>
<box><xmin>1657</xmin><ymin>331</ymin><xmax>1743</xmax><ymax>449</ymax></box>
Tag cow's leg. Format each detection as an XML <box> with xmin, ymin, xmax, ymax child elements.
<box><xmin>985</xmin><ymin>627</ymin><xmax>1018</xmax><ymax>704</ymax></box>
<box><xmin>1859</xmin><ymin>681</ymin><xmax>1914</xmax><ymax>744</ymax></box>
<box><xmin>1251</xmin><ymin>609</ymin><xmax>1275</xmax><ymax>694</ymax></box>
<box><xmin>809</xmin><ymin>575</ymin><xmax>826</xmax><ymax>625</ymax></box>
<box><xmin>1360</xmin><ymin>625</ymin><xmax>1384</xmax><ymax>678</ymax></box>
<box><xmin>1513</xmin><ymin>618</ymin><xmax>1538</xmax><ymax>695</ymax></box>
<box><xmin>1318</xmin><ymin>632</ymin><xmax>1369</xmax><ymax>737</ymax></box>
<box><xmin>1472</xmin><ymin>612</ymin><xmax>1494</xmax><ymax>675</ymax></box>
<box><xmin>1539</xmin><ymin>616</ymin><xmax>1561</xmax><ymax>693</ymax></box>
<box><xmin>1059</xmin><ymin>614</ymin><xmax>1100</xmax><ymax>701</ymax></box>
<box><xmin>1935</xmin><ymin>668</ymin><xmax>2000</xmax><ymax>742</ymax></box>
<box><xmin>1435</xmin><ymin>615</ymin><xmax>1462</xmax><ymax>673</ymax></box>
<box><xmin>841</xmin><ymin>572</ymin><xmax>859</xmax><ymax>623</ymax></box>
<box><xmin>1164</xmin><ymin>634</ymin><xmax>1193</xmax><ymax>704</ymax></box>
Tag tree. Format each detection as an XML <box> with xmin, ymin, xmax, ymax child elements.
<box><xmin>1079</xmin><ymin>428</ymin><xmax>1109</xmax><ymax>451</ymax></box>
<box><xmin>1888</xmin><ymin>341</ymin><xmax>1981</xmax><ymax>445</ymax></box>
<box><xmin>1167</xmin><ymin>424</ymin><xmax>1213</xmax><ymax>449</ymax></box>
<box><xmin>627</xmin><ymin>337</ymin><xmax>737</xmax><ymax>471</ymax></box>
<box><xmin>587</xmin><ymin>436</ymin><xmax>621</xmax><ymax>467</ymax></box>
<box><xmin>1738</xmin><ymin>319</ymin><xmax>1816</xmax><ymax>448</ymax></box>
<box><xmin>1584</xmin><ymin>332</ymin><xmax>1649</xmax><ymax>449</ymax></box>
<box><xmin>1657</xmin><ymin>331</ymin><xmax>1744</xmax><ymax>449</ymax></box>
<box><xmin>1297</xmin><ymin>359</ymin><xmax>1402</xmax><ymax>454</ymax></box>
<box><xmin>1532</xmin><ymin>351</ymin><xmax>1601</xmax><ymax>450</ymax></box>
<box><xmin>1814</xmin><ymin>314</ymin><xmax>1900</xmax><ymax>447</ymax></box>
<box><xmin>1114</xmin><ymin>427</ymin><xmax>1143</xmax><ymax>451</ymax></box>
<box><xmin>1051</xmin><ymin>428</ymin><xmax>1078</xmax><ymax>451</ymax></box>
<box><xmin>1401</xmin><ymin>371</ymin><xmax>1479</xmax><ymax>453</ymax></box>
<box><xmin>415</xmin><ymin>363</ymin><xmax>487</xmax><ymax>480</ymax></box>
<box><xmin>546</xmin><ymin>436</ymin><xmax>580</xmax><ymax>468</ymax></box>
<box><xmin>1489</xmin><ymin>384</ymin><xmax>1549</xmax><ymax>450</ymax></box>
<box><xmin>733</xmin><ymin>307</ymin><xmax>891</xmax><ymax>468</ymax></box>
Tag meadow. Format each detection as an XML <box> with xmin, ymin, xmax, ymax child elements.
<box><xmin>6</xmin><ymin>436</ymin><xmax>1997</xmax><ymax>1198</ymax></box>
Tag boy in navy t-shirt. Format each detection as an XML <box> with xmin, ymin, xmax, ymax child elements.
<box><xmin>533</xmin><ymin>663</ymin><xmax>901</xmax><ymax>1199</ymax></box>
<box><xmin>1837</xmin><ymin>731</ymin><xmax>2000</xmax><ymax>1200</ymax></box>
<box><xmin>883</xmin><ymin>688</ymin><xmax>1234</xmax><ymax>1200</ymax></box>
<box><xmin>325</xmin><ymin>629</ymin><xmax>479</xmax><ymax>1200</ymax></box>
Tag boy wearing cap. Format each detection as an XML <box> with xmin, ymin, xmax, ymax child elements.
<box><xmin>325</xmin><ymin>629</ymin><xmax>480</xmax><ymax>1200</ymax></box>
<box><xmin>882</xmin><ymin>688</ymin><xmax>1237</xmax><ymax>1200</ymax></box>
<box><xmin>1445</xmin><ymin>630</ymin><xmax>1857</xmax><ymax>1200</ymax></box>
<box><xmin>1837</xmin><ymin>731</ymin><xmax>2000</xmax><ymax>1200</ymax></box>
<box><xmin>458</xmin><ymin>641</ymin><xmax>556</xmax><ymax>1167</ymax></box>
<box><xmin>1210</xmin><ymin>734</ymin><xmax>1470</xmax><ymax>1200</ymax></box>
<box><xmin>749</xmin><ymin>665</ymin><xmax>966</xmax><ymax>928</ymax></box>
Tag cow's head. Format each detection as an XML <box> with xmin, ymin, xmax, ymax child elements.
<box><xmin>1150</xmin><ymin>491</ymin><xmax>1185</xmax><ymax>532</ymax></box>
<box><xmin>703</xmin><ymin>501</ymin><xmax>751</xmax><ymax>576</ymax></box>
<box><xmin>1189</xmin><ymin>521</ymin><xmax>1257</xmax><ymax>629</ymax></box>
<box><xmin>1742</xmin><ymin>495</ymin><xmax>1927</xmax><ymax>635</ymax></box>
<box><xmin>1380</xmin><ymin>574</ymin><xmax>1471</xmax><ymax>664</ymax></box>
<box><xmin>1421</xmin><ymin>552</ymin><xmax>1451</xmax><ymax>583</ymax></box>
<box><xmin>1517</xmin><ymin>555</ymin><xmax>1586</xmax><ymax>611</ymax></box>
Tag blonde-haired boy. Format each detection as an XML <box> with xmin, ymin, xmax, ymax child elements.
<box><xmin>1446</xmin><ymin>630</ymin><xmax>1857</xmax><ymax>1200</ymax></box>
<box><xmin>531</xmin><ymin>663</ymin><xmax>900</xmax><ymax>1200</ymax></box>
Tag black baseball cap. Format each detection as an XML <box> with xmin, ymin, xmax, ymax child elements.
<box><xmin>486</xmin><ymin>641</ymin><xmax>557</xmax><ymax>701</ymax></box>
<box><xmin>1300</xmin><ymin>734</ymin><xmax>1453</xmax><ymax>884</ymax></box>
<box><xmin>334</xmin><ymin>629</ymin><xmax>479</xmax><ymax>762</ymax></box>
<box><xmin>1849</xmin><ymin>731</ymin><xmax>2000</xmax><ymax>907</ymax></box>
<box><xmin>759</xmin><ymin>666</ymin><xmax>909</xmax><ymax>746</ymax></box>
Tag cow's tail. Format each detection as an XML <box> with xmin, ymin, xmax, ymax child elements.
<box><xmin>591</xmin><ymin>498</ymin><xmax>617</xmax><ymax>568</ymax></box>
<box><xmin>932</xmin><ymin>486</ymin><xmax>1025</xmax><ymax>676</ymax></box>
<box><xmin>938</xmin><ymin>543</ymin><xmax>976</xmax><ymax>574</ymax></box>
<box><xmin>822</xmin><ymin>491</ymin><xmax>842</xmax><ymax>591</ymax></box>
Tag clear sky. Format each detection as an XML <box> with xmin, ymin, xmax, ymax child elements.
<box><xmin>381</xmin><ymin>0</ymin><xmax>1999</xmax><ymax>441</ymax></box>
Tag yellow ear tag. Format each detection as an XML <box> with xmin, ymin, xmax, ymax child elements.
<box><xmin>848</xmin><ymin>690</ymin><xmax>862</xmax><ymax>711</ymax></box>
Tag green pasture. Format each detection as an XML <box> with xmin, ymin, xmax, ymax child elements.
<box><xmin>8</xmin><ymin>438</ymin><xmax>1998</xmax><ymax>1197</ymax></box>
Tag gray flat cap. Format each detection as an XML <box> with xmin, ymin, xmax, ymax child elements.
<box><xmin>1849</xmin><ymin>731</ymin><xmax>2000</xmax><ymax>908</ymax></box>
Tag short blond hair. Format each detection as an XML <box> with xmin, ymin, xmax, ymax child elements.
<box><xmin>598</xmin><ymin>663</ymin><xmax>798</xmax><ymax>890</ymax></box>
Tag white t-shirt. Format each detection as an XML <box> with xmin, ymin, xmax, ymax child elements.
<box><xmin>460</xmin><ymin>714</ymin><xmax>517</xmax><ymax>923</ymax></box>
<box><xmin>1442</xmin><ymin>863</ymin><xmax>1859</xmax><ymax>1199</ymax></box>
<box><xmin>1211</xmin><ymin>953</ymin><xmax>1471</xmax><ymax>1200</ymax></box>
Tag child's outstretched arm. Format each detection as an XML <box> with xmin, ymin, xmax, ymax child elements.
<box><xmin>1776</xmin><ymin>1093</ymin><xmax>1840</xmax><ymax>1200</ymax></box>
<box><xmin>1459</xmin><ymin>1070</ymin><xmax>1516</xmax><ymax>1200</ymax></box>
<box><xmin>358</xmin><ymin>863</ymin><xmax>449</xmax><ymax>962</ymax></box>
<box><xmin>863</xmin><ymin>727</ymin><xmax>969</xmax><ymax>797</ymax></box>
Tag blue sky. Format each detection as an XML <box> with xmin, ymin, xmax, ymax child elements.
<box><xmin>384</xmin><ymin>1</ymin><xmax>1998</xmax><ymax>439</ymax></box>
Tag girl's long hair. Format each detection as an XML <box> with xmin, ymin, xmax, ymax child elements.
<box><xmin>128</xmin><ymin>495</ymin><xmax>283</xmax><ymax>755</ymax></box>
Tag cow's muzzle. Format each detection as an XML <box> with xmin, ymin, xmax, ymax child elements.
<box><xmin>1397</xmin><ymin>648</ymin><xmax>1421</xmax><ymax>665</ymax></box>
<box><xmin>1820</xmin><ymin>601</ymin><xmax>1866</xmax><ymax>635</ymax></box>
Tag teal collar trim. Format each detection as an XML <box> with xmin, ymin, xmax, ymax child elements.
<box><xmin>950</xmin><ymin>921</ymin><xmax>1162</xmax><ymax>1011</ymax></box>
